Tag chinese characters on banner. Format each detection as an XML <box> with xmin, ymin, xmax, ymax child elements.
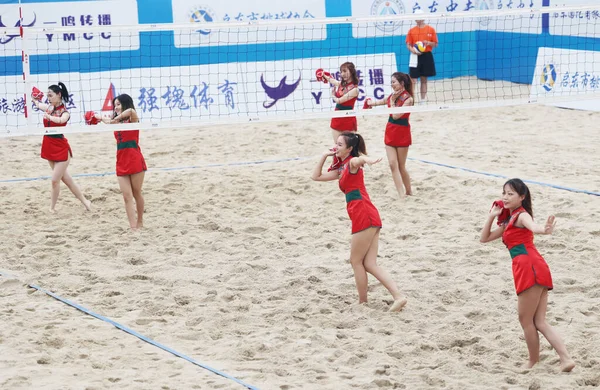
<box><xmin>136</xmin><ymin>80</ymin><xmax>238</xmax><ymax>114</ymax></box>
<box><xmin>531</xmin><ymin>48</ymin><xmax>600</xmax><ymax>105</ymax></box>
<box><xmin>172</xmin><ymin>0</ymin><xmax>327</xmax><ymax>47</ymax></box>
<box><xmin>550</xmin><ymin>7</ymin><xmax>600</xmax><ymax>38</ymax></box>
<box><xmin>559</xmin><ymin>71</ymin><xmax>600</xmax><ymax>90</ymax></box>
<box><xmin>351</xmin><ymin>0</ymin><xmax>545</xmax><ymax>37</ymax></box>
<box><xmin>1</xmin><ymin>55</ymin><xmax>397</xmax><ymax>135</ymax></box>
<box><xmin>0</xmin><ymin>0</ymin><xmax>139</xmax><ymax>57</ymax></box>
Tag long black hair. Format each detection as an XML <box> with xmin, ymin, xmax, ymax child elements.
<box><xmin>504</xmin><ymin>178</ymin><xmax>533</xmax><ymax>218</ymax></box>
<box><xmin>392</xmin><ymin>72</ymin><xmax>413</xmax><ymax>97</ymax></box>
<box><xmin>340</xmin><ymin>62</ymin><xmax>359</xmax><ymax>87</ymax></box>
<box><xmin>113</xmin><ymin>93</ymin><xmax>135</xmax><ymax>118</ymax></box>
<box><xmin>48</xmin><ymin>82</ymin><xmax>69</xmax><ymax>104</ymax></box>
<box><xmin>340</xmin><ymin>132</ymin><xmax>367</xmax><ymax>157</ymax></box>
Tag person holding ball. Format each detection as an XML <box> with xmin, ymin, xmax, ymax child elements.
<box><xmin>406</xmin><ymin>9</ymin><xmax>438</xmax><ymax>104</ymax></box>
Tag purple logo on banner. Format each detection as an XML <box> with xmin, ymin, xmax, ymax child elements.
<box><xmin>260</xmin><ymin>73</ymin><xmax>301</xmax><ymax>108</ymax></box>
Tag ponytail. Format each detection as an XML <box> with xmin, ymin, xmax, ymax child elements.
<box><xmin>392</xmin><ymin>72</ymin><xmax>413</xmax><ymax>97</ymax></box>
<box><xmin>340</xmin><ymin>131</ymin><xmax>367</xmax><ymax>157</ymax></box>
<box><xmin>48</xmin><ymin>82</ymin><xmax>70</xmax><ymax>104</ymax></box>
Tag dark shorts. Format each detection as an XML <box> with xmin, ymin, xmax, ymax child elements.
<box><xmin>409</xmin><ymin>51</ymin><xmax>436</xmax><ymax>78</ymax></box>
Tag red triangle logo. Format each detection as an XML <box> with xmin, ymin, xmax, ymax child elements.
<box><xmin>102</xmin><ymin>83</ymin><xmax>116</xmax><ymax>111</ymax></box>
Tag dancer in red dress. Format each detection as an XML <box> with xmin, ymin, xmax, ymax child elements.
<box><xmin>95</xmin><ymin>94</ymin><xmax>146</xmax><ymax>230</ymax></box>
<box><xmin>366</xmin><ymin>72</ymin><xmax>414</xmax><ymax>197</ymax></box>
<box><xmin>323</xmin><ymin>62</ymin><xmax>359</xmax><ymax>143</ymax></box>
<box><xmin>480</xmin><ymin>178</ymin><xmax>575</xmax><ymax>372</ymax></box>
<box><xmin>32</xmin><ymin>82</ymin><xmax>91</xmax><ymax>212</ymax></box>
<box><xmin>312</xmin><ymin>132</ymin><xmax>407</xmax><ymax>312</ymax></box>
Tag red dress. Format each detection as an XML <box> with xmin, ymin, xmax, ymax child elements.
<box><xmin>41</xmin><ymin>104</ymin><xmax>73</xmax><ymax>162</ymax></box>
<box><xmin>114</xmin><ymin>118</ymin><xmax>147</xmax><ymax>176</ymax></box>
<box><xmin>502</xmin><ymin>207</ymin><xmax>553</xmax><ymax>295</ymax></box>
<box><xmin>330</xmin><ymin>83</ymin><xmax>358</xmax><ymax>131</ymax></box>
<box><xmin>338</xmin><ymin>157</ymin><xmax>382</xmax><ymax>234</ymax></box>
<box><xmin>384</xmin><ymin>91</ymin><xmax>412</xmax><ymax>147</ymax></box>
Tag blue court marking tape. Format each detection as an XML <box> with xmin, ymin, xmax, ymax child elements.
<box><xmin>0</xmin><ymin>157</ymin><xmax>309</xmax><ymax>183</ymax></box>
<box><xmin>1</xmin><ymin>155</ymin><xmax>598</xmax><ymax>197</ymax></box>
<box><xmin>26</xmin><ymin>283</ymin><xmax>259</xmax><ymax>390</ymax></box>
<box><xmin>409</xmin><ymin>157</ymin><xmax>600</xmax><ymax>197</ymax></box>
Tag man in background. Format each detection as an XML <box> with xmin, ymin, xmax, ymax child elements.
<box><xmin>406</xmin><ymin>9</ymin><xmax>438</xmax><ymax>104</ymax></box>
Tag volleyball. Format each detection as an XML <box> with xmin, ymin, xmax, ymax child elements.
<box><xmin>414</xmin><ymin>41</ymin><xmax>427</xmax><ymax>53</ymax></box>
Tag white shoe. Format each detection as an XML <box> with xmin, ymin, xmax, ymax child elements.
<box><xmin>418</xmin><ymin>99</ymin><xmax>427</xmax><ymax>105</ymax></box>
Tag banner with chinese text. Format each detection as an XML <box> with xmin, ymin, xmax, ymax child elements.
<box><xmin>0</xmin><ymin>0</ymin><xmax>139</xmax><ymax>57</ymax></box>
<box><xmin>530</xmin><ymin>47</ymin><xmax>600</xmax><ymax>110</ymax></box>
<box><xmin>351</xmin><ymin>0</ymin><xmax>544</xmax><ymax>37</ymax></box>
<box><xmin>171</xmin><ymin>0</ymin><xmax>327</xmax><ymax>48</ymax></box>
<box><xmin>1</xmin><ymin>54</ymin><xmax>397</xmax><ymax>136</ymax></box>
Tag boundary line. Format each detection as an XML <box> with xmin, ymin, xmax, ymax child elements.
<box><xmin>1</xmin><ymin>155</ymin><xmax>598</xmax><ymax>197</ymax></box>
<box><xmin>408</xmin><ymin>157</ymin><xmax>600</xmax><ymax>197</ymax></box>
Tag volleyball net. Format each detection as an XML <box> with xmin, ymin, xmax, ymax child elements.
<box><xmin>1</xmin><ymin>4</ymin><xmax>599</xmax><ymax>136</ymax></box>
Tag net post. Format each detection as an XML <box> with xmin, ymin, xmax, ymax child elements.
<box><xmin>19</xmin><ymin>3</ymin><xmax>32</xmax><ymax>128</ymax></box>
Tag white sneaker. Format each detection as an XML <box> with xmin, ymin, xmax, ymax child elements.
<box><xmin>418</xmin><ymin>99</ymin><xmax>427</xmax><ymax>105</ymax></box>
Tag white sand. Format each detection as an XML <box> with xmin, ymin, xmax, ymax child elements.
<box><xmin>1</xmin><ymin>90</ymin><xmax>600</xmax><ymax>389</ymax></box>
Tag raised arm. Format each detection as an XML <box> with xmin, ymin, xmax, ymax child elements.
<box><xmin>518</xmin><ymin>213</ymin><xmax>556</xmax><ymax>235</ymax></box>
<box><xmin>32</xmin><ymin>97</ymin><xmax>50</xmax><ymax>112</ymax></box>
<box><xmin>95</xmin><ymin>113</ymin><xmax>113</xmax><ymax>124</ymax></box>
<box><xmin>391</xmin><ymin>96</ymin><xmax>414</xmax><ymax>120</ymax></box>
<box><xmin>311</xmin><ymin>152</ymin><xmax>341</xmax><ymax>182</ymax></box>
<box><xmin>480</xmin><ymin>206</ymin><xmax>505</xmax><ymax>243</ymax></box>
<box><xmin>110</xmin><ymin>108</ymin><xmax>135</xmax><ymax>124</ymax></box>
<box><xmin>44</xmin><ymin>111</ymin><xmax>70</xmax><ymax>125</ymax></box>
<box><xmin>349</xmin><ymin>155</ymin><xmax>382</xmax><ymax>172</ymax></box>
<box><xmin>323</xmin><ymin>73</ymin><xmax>340</xmax><ymax>87</ymax></box>
<box><xmin>333</xmin><ymin>87</ymin><xmax>359</xmax><ymax>105</ymax></box>
<box><xmin>367</xmin><ymin>97</ymin><xmax>387</xmax><ymax>107</ymax></box>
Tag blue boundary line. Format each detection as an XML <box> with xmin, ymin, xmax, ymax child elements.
<box><xmin>0</xmin><ymin>157</ymin><xmax>309</xmax><ymax>183</ymax></box>
<box><xmin>409</xmin><ymin>157</ymin><xmax>600</xmax><ymax>197</ymax></box>
<box><xmin>25</xmin><ymin>283</ymin><xmax>260</xmax><ymax>390</ymax></box>
<box><xmin>1</xmin><ymin>155</ymin><xmax>598</xmax><ymax>197</ymax></box>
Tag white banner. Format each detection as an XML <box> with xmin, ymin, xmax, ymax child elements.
<box><xmin>171</xmin><ymin>0</ymin><xmax>327</xmax><ymax>48</ymax></box>
<box><xmin>549</xmin><ymin>1</ymin><xmax>600</xmax><ymax>38</ymax></box>
<box><xmin>531</xmin><ymin>47</ymin><xmax>600</xmax><ymax>109</ymax></box>
<box><xmin>1</xmin><ymin>74</ymin><xmax>85</xmax><ymax>136</ymax></box>
<box><xmin>0</xmin><ymin>1</ymin><xmax>139</xmax><ymax>56</ymax></box>
<box><xmin>1</xmin><ymin>54</ymin><xmax>397</xmax><ymax>136</ymax></box>
<box><xmin>242</xmin><ymin>54</ymin><xmax>397</xmax><ymax>116</ymax></box>
<box><xmin>351</xmin><ymin>0</ymin><xmax>543</xmax><ymax>37</ymax></box>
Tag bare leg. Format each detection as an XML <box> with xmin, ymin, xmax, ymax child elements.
<box><xmin>420</xmin><ymin>76</ymin><xmax>428</xmax><ymax>100</ymax></box>
<box><xmin>118</xmin><ymin>176</ymin><xmax>138</xmax><ymax>229</ymax></box>
<box><xmin>61</xmin><ymin>170</ymin><xmax>91</xmax><ymax>211</ymax></box>
<box><xmin>518</xmin><ymin>285</ymin><xmax>544</xmax><ymax>368</ymax></box>
<box><xmin>331</xmin><ymin>129</ymin><xmax>342</xmax><ymax>144</ymax></box>
<box><xmin>49</xmin><ymin>160</ymin><xmax>70</xmax><ymax>212</ymax></box>
<box><xmin>385</xmin><ymin>146</ymin><xmax>404</xmax><ymax>198</ymax></box>
<box><xmin>362</xmin><ymin>229</ymin><xmax>406</xmax><ymax>311</ymax></box>
<box><xmin>396</xmin><ymin>147</ymin><xmax>412</xmax><ymax>195</ymax></box>
<box><xmin>411</xmin><ymin>78</ymin><xmax>418</xmax><ymax>104</ymax></box>
<box><xmin>533</xmin><ymin>289</ymin><xmax>575</xmax><ymax>372</ymax></box>
<box><xmin>349</xmin><ymin>228</ymin><xmax>378</xmax><ymax>303</ymax></box>
<box><xmin>130</xmin><ymin>171</ymin><xmax>145</xmax><ymax>228</ymax></box>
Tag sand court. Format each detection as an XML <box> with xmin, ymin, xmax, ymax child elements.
<box><xmin>1</xmin><ymin>99</ymin><xmax>600</xmax><ymax>389</ymax></box>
